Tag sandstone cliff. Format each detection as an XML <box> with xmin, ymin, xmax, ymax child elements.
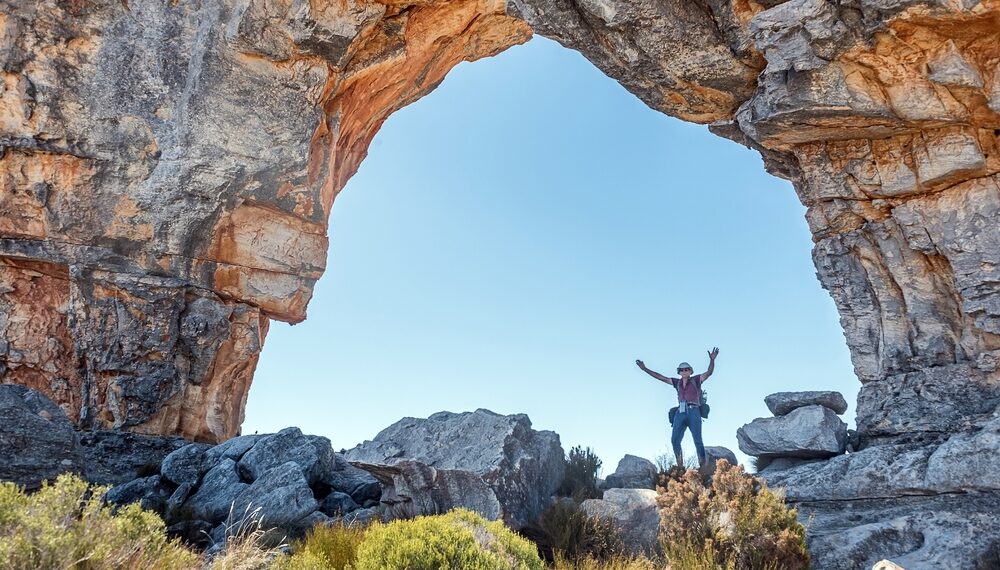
<box><xmin>4</xmin><ymin>0</ymin><xmax>1000</xmax><ymax>565</ymax></box>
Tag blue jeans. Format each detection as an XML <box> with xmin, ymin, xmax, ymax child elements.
<box><xmin>671</xmin><ymin>406</ymin><xmax>705</xmax><ymax>463</ymax></box>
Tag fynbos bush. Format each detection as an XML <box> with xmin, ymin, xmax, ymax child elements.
<box><xmin>657</xmin><ymin>461</ymin><xmax>810</xmax><ymax>570</ymax></box>
<box><xmin>275</xmin><ymin>523</ymin><xmax>367</xmax><ymax>570</ymax></box>
<box><xmin>0</xmin><ymin>473</ymin><xmax>198</xmax><ymax>570</ymax></box>
<box><xmin>521</xmin><ymin>499</ymin><xmax>624</xmax><ymax>564</ymax></box>
<box><xmin>354</xmin><ymin>508</ymin><xmax>543</xmax><ymax>570</ymax></box>
<box><xmin>557</xmin><ymin>446</ymin><xmax>603</xmax><ymax>501</ymax></box>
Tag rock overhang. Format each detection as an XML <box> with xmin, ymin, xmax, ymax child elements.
<box><xmin>4</xmin><ymin>7</ymin><xmax>1000</xmax><ymax>563</ymax></box>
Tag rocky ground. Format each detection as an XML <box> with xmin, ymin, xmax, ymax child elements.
<box><xmin>740</xmin><ymin>390</ymin><xmax>1000</xmax><ymax>569</ymax></box>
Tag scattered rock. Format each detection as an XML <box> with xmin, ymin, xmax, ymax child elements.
<box><xmin>320</xmin><ymin>492</ymin><xmax>359</xmax><ymax>517</ymax></box>
<box><xmin>78</xmin><ymin>430</ymin><xmax>187</xmax><ymax>486</ymax></box>
<box><xmin>602</xmin><ymin>454</ymin><xmax>657</xmax><ymax>490</ymax></box>
<box><xmin>581</xmin><ymin>488</ymin><xmax>660</xmax><ymax>556</ymax></box>
<box><xmin>764</xmin><ymin>391</ymin><xmax>848</xmax><ymax>416</ymax></box>
<box><xmin>323</xmin><ymin>454</ymin><xmax>381</xmax><ymax>505</ymax></box>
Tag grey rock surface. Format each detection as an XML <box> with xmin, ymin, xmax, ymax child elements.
<box><xmin>185</xmin><ymin>458</ymin><xmax>249</xmax><ymax>525</ymax></box>
<box><xmin>797</xmin><ymin>493</ymin><xmax>1000</xmax><ymax>570</ymax></box>
<box><xmin>232</xmin><ymin>461</ymin><xmax>318</xmax><ymax>528</ymax></box>
<box><xmin>78</xmin><ymin>430</ymin><xmax>188</xmax><ymax>486</ymax></box>
<box><xmin>764</xmin><ymin>391</ymin><xmax>848</xmax><ymax>416</ymax></box>
<box><xmin>323</xmin><ymin>453</ymin><xmax>381</xmax><ymax>504</ymax></box>
<box><xmin>346</xmin><ymin>409</ymin><xmax>565</xmax><ymax>528</ymax></box>
<box><xmin>6</xmin><ymin>0</ymin><xmax>1000</xmax><ymax>563</ymax></box>
<box><xmin>320</xmin><ymin>492</ymin><xmax>359</xmax><ymax>517</ymax></box>
<box><xmin>602</xmin><ymin>454</ymin><xmax>657</xmax><ymax>490</ymax></box>
<box><xmin>737</xmin><ymin>405</ymin><xmax>847</xmax><ymax>459</ymax></box>
<box><xmin>161</xmin><ymin>443</ymin><xmax>211</xmax><ymax>486</ymax></box>
<box><xmin>699</xmin><ymin>446</ymin><xmax>739</xmax><ymax>480</ymax></box>
<box><xmin>238</xmin><ymin>427</ymin><xmax>335</xmax><ymax>485</ymax></box>
<box><xmin>0</xmin><ymin>384</ymin><xmax>80</xmax><ymax>489</ymax></box>
<box><xmin>104</xmin><ymin>475</ymin><xmax>173</xmax><ymax>513</ymax></box>
<box><xmin>763</xmin><ymin>413</ymin><xmax>1000</xmax><ymax>501</ymax></box>
<box><xmin>581</xmin><ymin>488</ymin><xmax>661</xmax><ymax>556</ymax></box>
<box><xmin>356</xmin><ymin>459</ymin><xmax>502</xmax><ymax>523</ymax></box>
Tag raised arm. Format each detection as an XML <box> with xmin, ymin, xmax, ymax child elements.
<box><xmin>700</xmin><ymin>347</ymin><xmax>719</xmax><ymax>382</ymax></box>
<box><xmin>636</xmin><ymin>359</ymin><xmax>673</xmax><ymax>384</ymax></box>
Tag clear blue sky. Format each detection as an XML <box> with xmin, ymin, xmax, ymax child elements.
<box><xmin>243</xmin><ymin>37</ymin><xmax>858</xmax><ymax>472</ymax></box>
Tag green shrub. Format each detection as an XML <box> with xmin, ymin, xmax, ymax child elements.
<box><xmin>551</xmin><ymin>552</ymin><xmax>659</xmax><ymax>570</ymax></box>
<box><xmin>521</xmin><ymin>499</ymin><xmax>623</xmax><ymax>564</ymax></box>
<box><xmin>0</xmin><ymin>473</ymin><xmax>199</xmax><ymax>570</ymax></box>
<box><xmin>557</xmin><ymin>446</ymin><xmax>602</xmax><ymax>501</ymax></box>
<box><xmin>353</xmin><ymin>508</ymin><xmax>543</xmax><ymax>570</ymax></box>
<box><xmin>657</xmin><ymin>461</ymin><xmax>810</xmax><ymax>570</ymax></box>
<box><xmin>275</xmin><ymin>523</ymin><xmax>367</xmax><ymax>570</ymax></box>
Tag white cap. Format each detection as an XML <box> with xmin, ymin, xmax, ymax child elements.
<box><xmin>677</xmin><ymin>362</ymin><xmax>692</xmax><ymax>371</ymax></box>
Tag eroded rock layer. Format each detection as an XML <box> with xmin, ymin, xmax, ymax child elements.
<box><xmin>0</xmin><ymin>0</ymin><xmax>530</xmax><ymax>441</ymax></box>
<box><xmin>4</xmin><ymin>0</ymin><xmax>1000</xmax><ymax>564</ymax></box>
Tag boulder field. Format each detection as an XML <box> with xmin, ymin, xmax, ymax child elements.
<box><xmin>4</xmin><ymin>0</ymin><xmax>1000</xmax><ymax>566</ymax></box>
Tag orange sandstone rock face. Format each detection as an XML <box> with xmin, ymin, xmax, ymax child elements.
<box><xmin>0</xmin><ymin>0</ymin><xmax>528</xmax><ymax>441</ymax></box>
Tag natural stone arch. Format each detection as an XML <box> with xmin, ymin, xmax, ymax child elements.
<box><xmin>2</xmin><ymin>0</ymin><xmax>1000</xmax><ymax>453</ymax></box>
<box><xmin>6</xmin><ymin>0</ymin><xmax>1000</xmax><ymax>564</ymax></box>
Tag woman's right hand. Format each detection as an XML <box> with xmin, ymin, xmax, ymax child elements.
<box><xmin>636</xmin><ymin>359</ymin><xmax>645</xmax><ymax>369</ymax></box>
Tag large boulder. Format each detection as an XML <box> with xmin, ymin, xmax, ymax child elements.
<box><xmin>765</xmin><ymin>391</ymin><xmax>848</xmax><ymax>416</ymax></box>
<box><xmin>324</xmin><ymin>454</ymin><xmax>381</xmax><ymax>505</ymax></box>
<box><xmin>232</xmin><ymin>461</ymin><xmax>319</xmax><ymax>528</ymax></box>
<box><xmin>602</xmin><ymin>454</ymin><xmax>657</xmax><ymax>490</ymax></box>
<box><xmin>161</xmin><ymin>443</ymin><xmax>212</xmax><ymax>486</ymax></box>
<box><xmin>737</xmin><ymin>405</ymin><xmax>847</xmax><ymax>459</ymax></box>
<box><xmin>184</xmin><ymin>458</ymin><xmax>249</xmax><ymax>524</ymax></box>
<box><xmin>346</xmin><ymin>409</ymin><xmax>565</xmax><ymax>528</ymax></box>
<box><xmin>581</xmin><ymin>488</ymin><xmax>660</xmax><ymax>556</ymax></box>
<box><xmin>0</xmin><ymin>384</ymin><xmax>80</xmax><ymax>489</ymax></box>
<box><xmin>356</xmin><ymin>460</ymin><xmax>502</xmax><ymax>522</ymax></box>
<box><xmin>237</xmin><ymin>427</ymin><xmax>335</xmax><ymax>485</ymax></box>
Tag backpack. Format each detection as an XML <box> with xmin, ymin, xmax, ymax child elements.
<box><xmin>668</xmin><ymin>377</ymin><xmax>710</xmax><ymax>423</ymax></box>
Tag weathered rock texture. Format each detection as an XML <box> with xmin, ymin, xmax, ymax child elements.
<box><xmin>601</xmin><ymin>454</ymin><xmax>657</xmax><ymax>490</ymax></box>
<box><xmin>581</xmin><ymin>488</ymin><xmax>660</xmax><ymax>557</ymax></box>
<box><xmin>5</xmin><ymin>0</ymin><xmax>1000</xmax><ymax>565</ymax></box>
<box><xmin>345</xmin><ymin>409</ymin><xmax>565</xmax><ymax>528</ymax></box>
<box><xmin>738</xmin><ymin>404</ymin><xmax>848</xmax><ymax>458</ymax></box>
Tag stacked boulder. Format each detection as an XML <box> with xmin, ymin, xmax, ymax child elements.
<box><xmin>345</xmin><ymin>409</ymin><xmax>565</xmax><ymax>529</ymax></box>
<box><xmin>737</xmin><ymin>391</ymin><xmax>849</xmax><ymax>471</ymax></box>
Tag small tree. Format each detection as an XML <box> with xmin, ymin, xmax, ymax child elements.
<box><xmin>557</xmin><ymin>446</ymin><xmax>602</xmax><ymax>501</ymax></box>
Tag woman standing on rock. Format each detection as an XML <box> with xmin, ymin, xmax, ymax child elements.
<box><xmin>635</xmin><ymin>348</ymin><xmax>719</xmax><ymax>468</ymax></box>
